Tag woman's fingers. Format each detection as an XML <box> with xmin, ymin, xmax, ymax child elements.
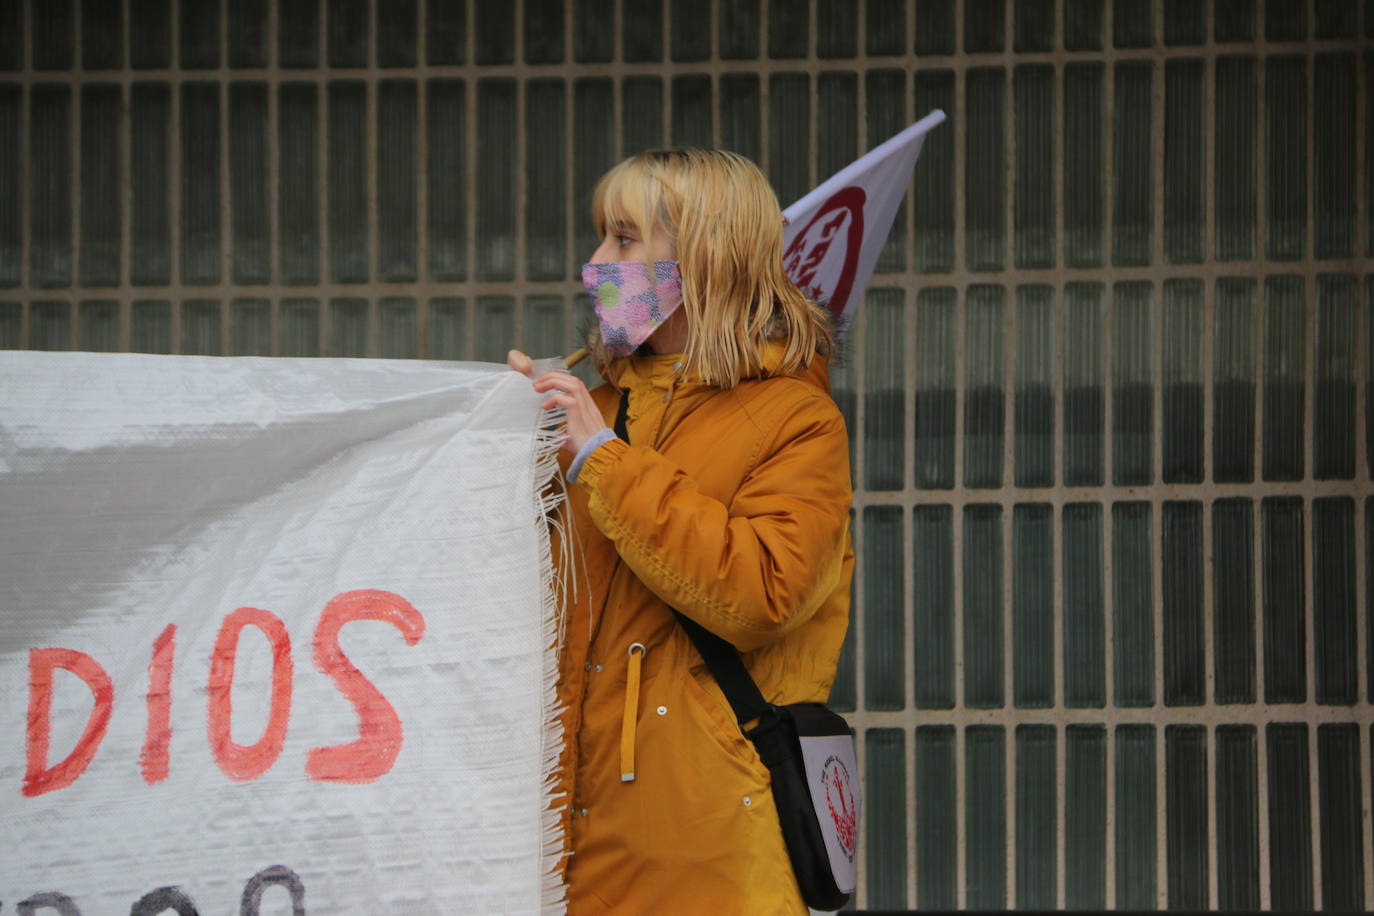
<box><xmin>511</xmin><ymin>363</ymin><xmax>607</xmax><ymax>455</ymax></box>
<box><xmin>532</xmin><ymin>375</ymin><xmax>589</xmax><ymax>410</ymax></box>
<box><xmin>530</xmin><ymin>371</ymin><xmax>581</xmax><ymax>394</ymax></box>
<box><xmin>507</xmin><ymin>348</ymin><xmax>534</xmax><ymax>376</ymax></box>
<box><xmin>530</xmin><ymin>372</ymin><xmax>607</xmax><ymax>454</ymax></box>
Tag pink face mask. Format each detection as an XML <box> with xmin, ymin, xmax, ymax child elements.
<box><xmin>582</xmin><ymin>259</ymin><xmax>685</xmax><ymax>356</ymax></box>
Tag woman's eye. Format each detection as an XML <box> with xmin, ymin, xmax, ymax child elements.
<box><xmin>616</xmin><ymin>235</ymin><xmax>633</xmax><ymax>246</ymax></box>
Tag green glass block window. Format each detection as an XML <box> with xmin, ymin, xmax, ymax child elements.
<box><xmin>1216</xmin><ymin>725</ymin><xmax>1261</xmax><ymax>909</ymax></box>
<box><xmin>1015</xmin><ymin>725</ymin><xmax>1056</xmax><ymax>908</ymax></box>
<box><xmin>864</xmin><ymin>505</ymin><xmax>905</xmax><ymax>711</ymax></box>
<box><xmin>963</xmin><ymin>284</ymin><xmax>1006</xmax><ymax>489</ymax></box>
<box><xmin>1113</xmin><ymin>501</ymin><xmax>1155</xmax><ymax>707</ymax></box>
<box><xmin>232</xmin><ymin>298</ymin><xmax>271</xmax><ymax>356</ymax></box>
<box><xmin>1012</xmin><ymin>504</ymin><xmax>1053</xmax><ymax>708</ymax></box>
<box><xmin>866</xmin><ymin>728</ymin><xmax>907</xmax><ymax>908</ymax></box>
<box><xmin>864</xmin><ymin>288</ymin><xmax>906</xmax><ymax>491</ymax></box>
<box><xmin>1065</xmin><ymin>725</ymin><xmax>1107</xmax><ymax>908</ymax></box>
<box><xmin>963</xmin><ymin>505</ymin><xmax>1004</xmax><ymax>709</ymax></box>
<box><xmin>1166</xmin><ymin>724</ymin><xmax>1209</xmax><ymax>909</ymax></box>
<box><xmin>1013</xmin><ymin>285</ymin><xmax>1054</xmax><ymax>487</ymax></box>
<box><xmin>913</xmin><ymin>505</ymin><xmax>955</xmax><ymax>710</ymax></box>
<box><xmin>77</xmin><ymin>299</ymin><xmax>118</xmax><ymax>351</ymax></box>
<box><xmin>966</xmin><ymin>725</ymin><xmax>1007</xmax><ymax>909</ymax></box>
<box><xmin>1063</xmin><ymin>503</ymin><xmax>1105</xmax><ymax>707</ymax></box>
<box><xmin>915</xmin><ymin>725</ymin><xmax>956</xmax><ymax>908</ymax></box>
<box><xmin>1116</xmin><ymin>724</ymin><xmax>1158</xmax><ymax>908</ymax></box>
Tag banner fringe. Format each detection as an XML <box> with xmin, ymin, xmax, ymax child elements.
<box><xmin>531</xmin><ymin>404</ymin><xmax>571</xmax><ymax>915</ymax></box>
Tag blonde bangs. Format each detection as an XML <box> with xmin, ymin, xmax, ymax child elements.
<box><xmin>588</xmin><ymin>149</ymin><xmax>833</xmax><ymax>388</ymax></box>
<box><xmin>590</xmin><ymin>157</ymin><xmax>669</xmax><ymax>257</ymax></box>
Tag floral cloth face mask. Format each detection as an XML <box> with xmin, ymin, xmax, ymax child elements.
<box><xmin>581</xmin><ymin>259</ymin><xmax>684</xmax><ymax>357</ymax></box>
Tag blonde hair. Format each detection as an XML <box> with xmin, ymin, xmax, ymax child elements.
<box><xmin>589</xmin><ymin>149</ymin><xmax>833</xmax><ymax>389</ymax></box>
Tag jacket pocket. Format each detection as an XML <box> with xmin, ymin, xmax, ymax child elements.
<box><xmin>677</xmin><ymin>658</ymin><xmax>771</xmax><ymax>785</ymax></box>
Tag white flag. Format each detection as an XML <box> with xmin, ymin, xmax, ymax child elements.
<box><xmin>0</xmin><ymin>352</ymin><xmax>567</xmax><ymax>915</ymax></box>
<box><xmin>782</xmin><ymin>109</ymin><xmax>947</xmax><ymax>332</ymax></box>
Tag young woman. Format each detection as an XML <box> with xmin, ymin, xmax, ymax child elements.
<box><xmin>510</xmin><ymin>149</ymin><xmax>853</xmax><ymax>914</ymax></box>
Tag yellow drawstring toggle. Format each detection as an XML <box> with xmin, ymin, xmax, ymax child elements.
<box><xmin>620</xmin><ymin>643</ymin><xmax>646</xmax><ymax>782</ymax></box>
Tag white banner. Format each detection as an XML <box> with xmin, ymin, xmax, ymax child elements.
<box><xmin>0</xmin><ymin>351</ymin><xmax>565</xmax><ymax>915</ymax></box>
<box><xmin>782</xmin><ymin>109</ymin><xmax>947</xmax><ymax>332</ymax></box>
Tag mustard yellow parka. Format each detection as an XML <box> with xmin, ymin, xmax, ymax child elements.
<box><xmin>555</xmin><ymin>341</ymin><xmax>854</xmax><ymax>915</ymax></box>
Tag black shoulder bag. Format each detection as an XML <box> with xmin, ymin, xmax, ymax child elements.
<box><xmin>613</xmin><ymin>394</ymin><xmax>860</xmax><ymax>911</ymax></box>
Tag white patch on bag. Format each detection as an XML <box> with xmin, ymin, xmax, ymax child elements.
<box><xmin>798</xmin><ymin>733</ymin><xmax>860</xmax><ymax>893</ymax></box>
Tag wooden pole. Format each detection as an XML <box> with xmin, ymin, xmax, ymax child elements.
<box><xmin>511</xmin><ymin>347</ymin><xmax>589</xmax><ymax>371</ymax></box>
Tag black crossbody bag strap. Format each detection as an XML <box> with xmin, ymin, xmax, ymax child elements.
<box><xmin>612</xmin><ymin>391</ymin><xmax>772</xmax><ymax>729</ymax></box>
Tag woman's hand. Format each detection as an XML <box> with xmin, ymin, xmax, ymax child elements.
<box><xmin>508</xmin><ymin>349</ymin><xmax>609</xmax><ymax>455</ymax></box>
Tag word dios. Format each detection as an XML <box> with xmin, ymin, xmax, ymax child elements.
<box><xmin>5</xmin><ymin>865</ymin><xmax>305</xmax><ymax>915</ymax></box>
<box><xmin>22</xmin><ymin>590</ymin><xmax>424</xmax><ymax>797</ymax></box>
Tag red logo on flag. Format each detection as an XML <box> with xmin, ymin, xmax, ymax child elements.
<box><xmin>783</xmin><ymin>186</ymin><xmax>866</xmax><ymax>318</ymax></box>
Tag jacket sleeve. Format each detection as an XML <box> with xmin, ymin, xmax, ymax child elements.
<box><xmin>574</xmin><ymin>390</ymin><xmax>852</xmax><ymax>652</ymax></box>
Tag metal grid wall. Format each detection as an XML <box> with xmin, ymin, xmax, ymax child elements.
<box><xmin>1</xmin><ymin>0</ymin><xmax>1372</xmax><ymax>910</ymax></box>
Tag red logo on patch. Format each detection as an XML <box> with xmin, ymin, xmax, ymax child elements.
<box><xmin>782</xmin><ymin>186</ymin><xmax>867</xmax><ymax>319</ymax></box>
<box><xmin>822</xmin><ymin>754</ymin><xmax>858</xmax><ymax>860</ymax></box>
